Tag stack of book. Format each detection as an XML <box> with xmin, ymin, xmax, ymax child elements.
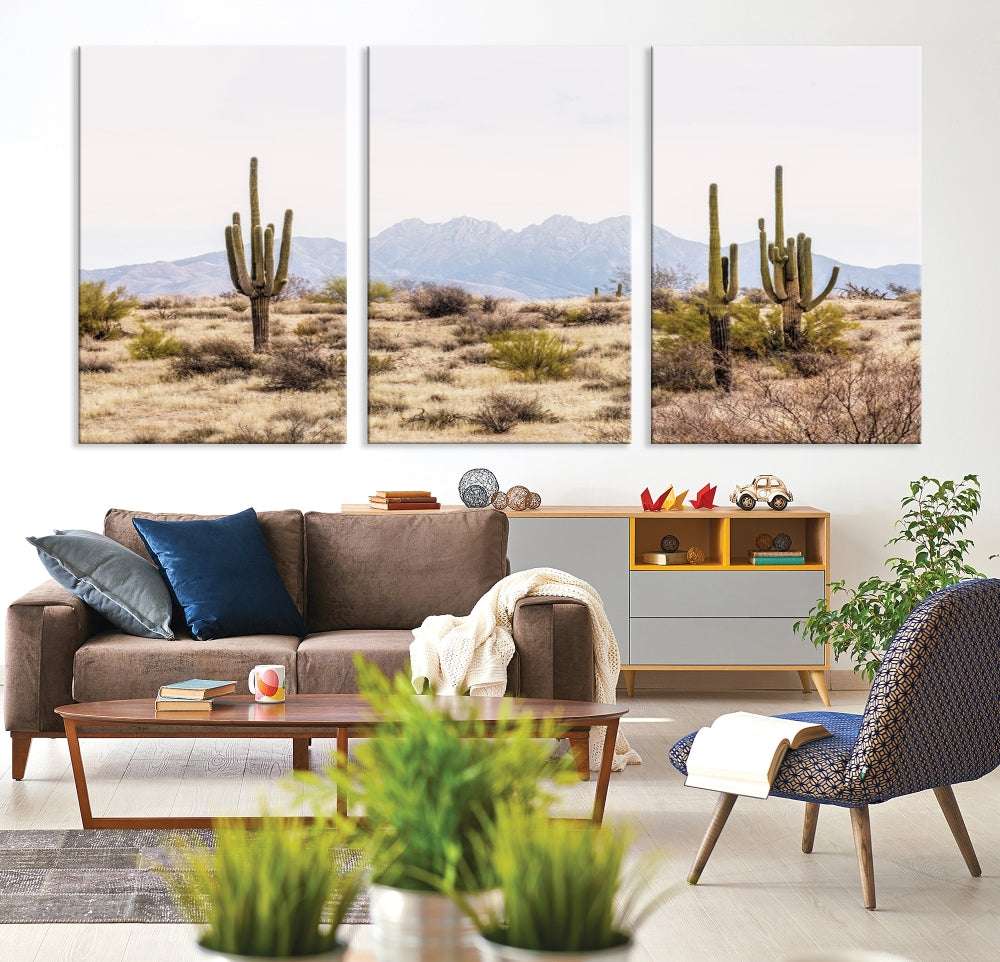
<box><xmin>367</xmin><ymin>489</ymin><xmax>441</xmax><ymax>511</ymax></box>
<box><xmin>154</xmin><ymin>678</ymin><xmax>236</xmax><ymax>711</ymax></box>
<box><xmin>747</xmin><ymin>550</ymin><xmax>805</xmax><ymax>566</ymax></box>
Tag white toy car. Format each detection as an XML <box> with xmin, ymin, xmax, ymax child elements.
<box><xmin>730</xmin><ymin>475</ymin><xmax>793</xmax><ymax>511</ymax></box>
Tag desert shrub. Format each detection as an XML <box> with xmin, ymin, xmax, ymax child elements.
<box><xmin>79</xmin><ymin>280</ymin><xmax>140</xmax><ymax>339</ymax></box>
<box><xmin>426</xmin><ymin>368</ymin><xmax>457</xmax><ymax>384</ymax></box>
<box><xmin>261</xmin><ymin>344</ymin><xmax>345</xmax><ymax>391</ymax></box>
<box><xmin>402</xmin><ymin>408</ymin><xmax>466</xmax><ymax>430</ymax></box>
<box><xmin>316</xmin><ymin>276</ymin><xmax>348</xmax><ymax>304</ymax></box>
<box><xmin>597</xmin><ymin>404</ymin><xmax>629</xmax><ymax>421</ymax></box>
<box><xmin>411</xmin><ymin>283</ymin><xmax>471</xmax><ymax>318</ymax></box>
<box><xmin>651</xmin><ymin>337</ymin><xmax>715</xmax><ymax>391</ymax></box>
<box><xmin>369</xmin><ymin>352</ymin><xmax>396</xmax><ymax>375</ymax></box>
<box><xmin>169</xmin><ymin>337</ymin><xmax>257</xmax><ymax>380</ymax></box>
<box><xmin>469</xmin><ymin>391</ymin><xmax>556</xmax><ymax>434</ymax></box>
<box><xmin>480</xmin><ymin>295</ymin><xmax>498</xmax><ymax>313</ymax></box>
<box><xmin>772</xmin><ymin>351</ymin><xmax>839</xmax><ymax>379</ymax></box>
<box><xmin>800</xmin><ymin>302</ymin><xmax>858</xmax><ymax>355</ymax></box>
<box><xmin>127</xmin><ymin>324</ymin><xmax>182</xmax><ymax>360</ymax></box>
<box><xmin>487</xmin><ymin>330</ymin><xmax>578</xmax><ymax>381</ymax></box>
<box><xmin>731</xmin><ymin>305</ymin><xmax>783</xmax><ymax>358</ymax></box>
<box><xmin>651</xmin><ymin>294</ymin><xmax>710</xmax><ymax>342</ymax></box>
<box><xmin>368</xmin><ymin>280</ymin><xmax>395</xmax><ymax>304</ymax></box>
<box><xmin>143</xmin><ymin>296</ymin><xmax>180</xmax><ymax>319</ymax></box>
<box><xmin>455</xmin><ymin>308</ymin><xmax>522</xmax><ymax>339</ymax></box>
<box><xmin>293</xmin><ymin>317</ymin><xmax>346</xmax><ymax>350</ymax></box>
<box><xmin>79</xmin><ymin>353</ymin><xmax>116</xmax><ymax>374</ymax></box>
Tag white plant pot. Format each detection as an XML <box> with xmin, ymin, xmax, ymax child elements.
<box><xmin>196</xmin><ymin>940</ymin><xmax>347</xmax><ymax>961</ymax></box>
<box><xmin>473</xmin><ymin>934</ymin><xmax>633</xmax><ymax>961</ymax></box>
<box><xmin>368</xmin><ymin>883</ymin><xmax>480</xmax><ymax>962</ymax></box>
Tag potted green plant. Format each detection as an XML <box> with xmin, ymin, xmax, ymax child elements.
<box><xmin>291</xmin><ymin>657</ymin><xmax>574</xmax><ymax>962</ymax></box>
<box><xmin>796</xmin><ymin>475</ymin><xmax>991</xmax><ymax>679</ymax></box>
<box><xmin>159</xmin><ymin>815</ymin><xmax>363</xmax><ymax>960</ymax></box>
<box><xmin>457</xmin><ymin>804</ymin><xmax>671</xmax><ymax>960</ymax></box>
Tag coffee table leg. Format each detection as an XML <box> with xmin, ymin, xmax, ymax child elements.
<box><xmin>336</xmin><ymin>727</ymin><xmax>349</xmax><ymax>816</ymax></box>
<box><xmin>63</xmin><ymin>720</ymin><xmax>96</xmax><ymax>829</ymax></box>
<box><xmin>591</xmin><ymin>719</ymin><xmax>620</xmax><ymax>826</ymax></box>
<box><xmin>292</xmin><ymin>737</ymin><xmax>310</xmax><ymax>771</ymax></box>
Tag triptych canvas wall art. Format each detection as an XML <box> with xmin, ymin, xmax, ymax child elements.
<box><xmin>79</xmin><ymin>45</ymin><xmax>920</xmax><ymax>446</ymax></box>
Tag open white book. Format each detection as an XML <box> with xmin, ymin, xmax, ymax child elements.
<box><xmin>684</xmin><ymin>711</ymin><xmax>832</xmax><ymax>798</ymax></box>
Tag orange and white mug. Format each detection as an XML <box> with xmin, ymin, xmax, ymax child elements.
<box><xmin>248</xmin><ymin>664</ymin><xmax>286</xmax><ymax>703</ymax></box>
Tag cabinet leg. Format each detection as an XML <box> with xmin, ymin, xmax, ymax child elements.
<box><xmin>810</xmin><ymin>670</ymin><xmax>831</xmax><ymax>706</ymax></box>
<box><xmin>623</xmin><ymin>670</ymin><xmax>636</xmax><ymax>697</ymax></box>
<box><xmin>796</xmin><ymin>670</ymin><xmax>812</xmax><ymax>694</ymax></box>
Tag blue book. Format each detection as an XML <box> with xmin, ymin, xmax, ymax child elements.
<box><xmin>157</xmin><ymin>678</ymin><xmax>236</xmax><ymax>699</ymax></box>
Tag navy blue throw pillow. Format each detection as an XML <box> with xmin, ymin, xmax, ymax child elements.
<box><xmin>132</xmin><ymin>508</ymin><xmax>307</xmax><ymax>640</ymax></box>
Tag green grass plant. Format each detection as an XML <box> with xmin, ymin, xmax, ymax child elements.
<box><xmin>291</xmin><ymin>657</ymin><xmax>573</xmax><ymax>894</ymax></box>
<box><xmin>486</xmin><ymin>330</ymin><xmax>579</xmax><ymax>381</ymax></box>
<box><xmin>159</xmin><ymin>815</ymin><xmax>363</xmax><ymax>958</ymax></box>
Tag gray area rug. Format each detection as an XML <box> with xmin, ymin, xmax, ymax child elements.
<box><xmin>0</xmin><ymin>829</ymin><xmax>369</xmax><ymax>924</ymax></box>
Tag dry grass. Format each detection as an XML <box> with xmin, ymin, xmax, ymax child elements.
<box><xmin>367</xmin><ymin>294</ymin><xmax>631</xmax><ymax>443</ymax></box>
<box><xmin>650</xmin><ymin>295</ymin><xmax>922</xmax><ymax>444</ymax></box>
<box><xmin>78</xmin><ymin>298</ymin><xmax>346</xmax><ymax>444</ymax></box>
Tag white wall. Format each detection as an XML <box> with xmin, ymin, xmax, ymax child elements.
<box><xmin>3</xmin><ymin>0</ymin><xmax>999</xmax><ymax>669</ymax></box>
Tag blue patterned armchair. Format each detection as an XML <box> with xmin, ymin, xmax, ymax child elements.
<box><xmin>669</xmin><ymin>578</ymin><xmax>1000</xmax><ymax>909</ymax></box>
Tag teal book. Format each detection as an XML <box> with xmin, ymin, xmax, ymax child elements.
<box><xmin>750</xmin><ymin>556</ymin><xmax>805</xmax><ymax>566</ymax></box>
<box><xmin>157</xmin><ymin>678</ymin><xmax>237</xmax><ymax>699</ymax></box>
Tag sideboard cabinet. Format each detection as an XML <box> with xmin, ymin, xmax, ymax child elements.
<box><xmin>505</xmin><ymin>505</ymin><xmax>831</xmax><ymax>704</ymax></box>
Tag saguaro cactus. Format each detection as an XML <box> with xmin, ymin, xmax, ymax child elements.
<box><xmin>225</xmin><ymin>157</ymin><xmax>293</xmax><ymax>352</ymax></box>
<box><xmin>707</xmin><ymin>183</ymin><xmax>738</xmax><ymax>392</ymax></box>
<box><xmin>758</xmin><ymin>165</ymin><xmax>839</xmax><ymax>349</ymax></box>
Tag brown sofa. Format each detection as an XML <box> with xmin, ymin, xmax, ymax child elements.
<box><xmin>5</xmin><ymin>508</ymin><xmax>595</xmax><ymax>780</ymax></box>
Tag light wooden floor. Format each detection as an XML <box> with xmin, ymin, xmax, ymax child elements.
<box><xmin>3</xmin><ymin>684</ymin><xmax>999</xmax><ymax>962</ymax></box>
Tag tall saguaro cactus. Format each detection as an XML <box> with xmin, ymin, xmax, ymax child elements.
<box><xmin>758</xmin><ymin>165</ymin><xmax>839</xmax><ymax>349</ymax></box>
<box><xmin>225</xmin><ymin>157</ymin><xmax>293</xmax><ymax>353</ymax></box>
<box><xmin>707</xmin><ymin>183</ymin><xmax>738</xmax><ymax>392</ymax></box>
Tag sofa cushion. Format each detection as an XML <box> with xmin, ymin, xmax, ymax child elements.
<box><xmin>304</xmin><ymin>510</ymin><xmax>509</xmax><ymax>631</ymax></box>
<box><xmin>297</xmin><ymin>629</ymin><xmax>518</xmax><ymax>695</ymax></box>
<box><xmin>132</xmin><ymin>509</ymin><xmax>308</xmax><ymax>641</ymax></box>
<box><xmin>104</xmin><ymin>508</ymin><xmax>307</xmax><ymax>616</ymax></box>
<box><xmin>73</xmin><ymin>631</ymin><xmax>300</xmax><ymax>702</ymax></box>
<box><xmin>26</xmin><ymin>529</ymin><xmax>173</xmax><ymax>639</ymax></box>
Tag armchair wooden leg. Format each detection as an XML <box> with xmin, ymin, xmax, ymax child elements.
<box><xmin>802</xmin><ymin>801</ymin><xmax>820</xmax><ymax>853</ymax></box>
<box><xmin>688</xmin><ymin>792</ymin><xmax>738</xmax><ymax>884</ymax></box>
<box><xmin>849</xmin><ymin>805</ymin><xmax>876</xmax><ymax>910</ymax></box>
<box><xmin>933</xmin><ymin>785</ymin><xmax>982</xmax><ymax>877</ymax></box>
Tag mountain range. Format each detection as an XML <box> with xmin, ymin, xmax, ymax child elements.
<box><xmin>81</xmin><ymin>214</ymin><xmax>920</xmax><ymax>301</ymax></box>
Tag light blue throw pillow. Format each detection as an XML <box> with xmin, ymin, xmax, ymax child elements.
<box><xmin>27</xmin><ymin>529</ymin><xmax>174</xmax><ymax>639</ymax></box>
<box><xmin>132</xmin><ymin>507</ymin><xmax>307</xmax><ymax>641</ymax></box>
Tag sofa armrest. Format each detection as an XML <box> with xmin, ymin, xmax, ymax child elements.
<box><xmin>5</xmin><ymin>580</ymin><xmax>96</xmax><ymax>734</ymax></box>
<box><xmin>510</xmin><ymin>596</ymin><xmax>594</xmax><ymax>703</ymax></box>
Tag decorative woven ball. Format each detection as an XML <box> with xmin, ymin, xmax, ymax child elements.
<box><xmin>773</xmin><ymin>532</ymin><xmax>793</xmax><ymax>551</ymax></box>
<box><xmin>527</xmin><ymin>491</ymin><xmax>542</xmax><ymax>509</ymax></box>
<box><xmin>686</xmin><ymin>545</ymin><xmax>705</xmax><ymax>564</ymax></box>
<box><xmin>506</xmin><ymin>485</ymin><xmax>531</xmax><ymax>511</ymax></box>
<box><xmin>458</xmin><ymin>468</ymin><xmax>499</xmax><ymax>508</ymax></box>
<box><xmin>755</xmin><ymin>533</ymin><xmax>774</xmax><ymax>550</ymax></box>
<box><xmin>491</xmin><ymin>490</ymin><xmax>508</xmax><ymax>510</ymax></box>
<box><xmin>660</xmin><ymin>534</ymin><xmax>680</xmax><ymax>553</ymax></box>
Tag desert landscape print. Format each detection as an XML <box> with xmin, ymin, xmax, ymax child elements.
<box><xmin>366</xmin><ymin>46</ymin><xmax>632</xmax><ymax>443</ymax></box>
<box><xmin>651</xmin><ymin>46</ymin><xmax>921</xmax><ymax>444</ymax></box>
<box><xmin>79</xmin><ymin>46</ymin><xmax>347</xmax><ymax>444</ymax></box>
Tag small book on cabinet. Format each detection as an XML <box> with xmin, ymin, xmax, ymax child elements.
<box><xmin>684</xmin><ymin>711</ymin><xmax>832</xmax><ymax>798</ymax></box>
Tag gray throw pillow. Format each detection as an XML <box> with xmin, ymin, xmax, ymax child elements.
<box><xmin>27</xmin><ymin>528</ymin><xmax>174</xmax><ymax>639</ymax></box>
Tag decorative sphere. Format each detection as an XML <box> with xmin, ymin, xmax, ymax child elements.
<box><xmin>660</xmin><ymin>534</ymin><xmax>680</xmax><ymax>553</ymax></box>
<box><xmin>527</xmin><ymin>491</ymin><xmax>542</xmax><ymax>509</ymax></box>
<box><xmin>458</xmin><ymin>468</ymin><xmax>499</xmax><ymax>508</ymax></box>
<box><xmin>773</xmin><ymin>532</ymin><xmax>793</xmax><ymax>551</ymax></box>
<box><xmin>686</xmin><ymin>546</ymin><xmax>705</xmax><ymax>564</ymax></box>
<box><xmin>506</xmin><ymin>485</ymin><xmax>530</xmax><ymax>511</ymax></box>
<box><xmin>491</xmin><ymin>490</ymin><xmax>508</xmax><ymax>510</ymax></box>
<box><xmin>755</xmin><ymin>533</ymin><xmax>774</xmax><ymax>550</ymax></box>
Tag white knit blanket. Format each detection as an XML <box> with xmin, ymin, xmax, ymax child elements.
<box><xmin>410</xmin><ymin>567</ymin><xmax>641</xmax><ymax>772</ymax></box>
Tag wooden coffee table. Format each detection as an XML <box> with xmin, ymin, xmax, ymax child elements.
<box><xmin>55</xmin><ymin>694</ymin><xmax>627</xmax><ymax>829</ymax></box>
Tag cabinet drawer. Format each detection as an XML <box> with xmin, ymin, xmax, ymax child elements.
<box><xmin>629</xmin><ymin>617</ymin><xmax>825</xmax><ymax>666</ymax></box>
<box><xmin>629</xmin><ymin>570</ymin><xmax>825</xmax><ymax>618</ymax></box>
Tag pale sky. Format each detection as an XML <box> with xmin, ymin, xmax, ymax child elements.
<box><xmin>80</xmin><ymin>46</ymin><xmax>346</xmax><ymax>269</ymax></box>
<box><xmin>653</xmin><ymin>46</ymin><xmax>921</xmax><ymax>268</ymax></box>
<box><xmin>368</xmin><ymin>45</ymin><xmax>632</xmax><ymax>234</ymax></box>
